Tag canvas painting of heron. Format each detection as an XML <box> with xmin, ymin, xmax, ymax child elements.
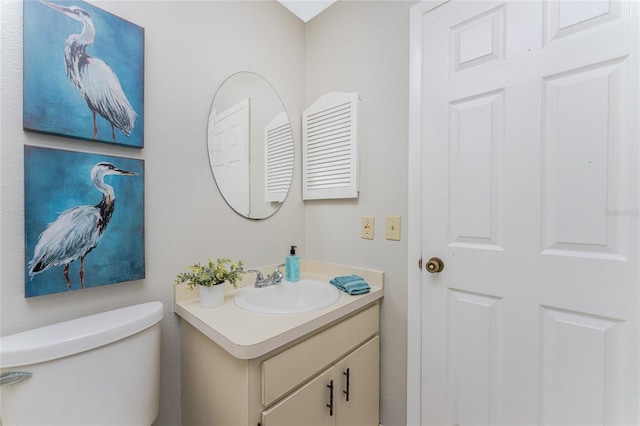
<box><xmin>24</xmin><ymin>146</ymin><xmax>145</xmax><ymax>298</ymax></box>
<box><xmin>23</xmin><ymin>0</ymin><xmax>144</xmax><ymax>148</ymax></box>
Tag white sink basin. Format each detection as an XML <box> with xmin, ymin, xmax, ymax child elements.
<box><xmin>233</xmin><ymin>279</ymin><xmax>341</xmax><ymax>315</ymax></box>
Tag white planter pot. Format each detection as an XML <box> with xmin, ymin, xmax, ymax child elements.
<box><xmin>199</xmin><ymin>284</ymin><xmax>225</xmax><ymax>308</ymax></box>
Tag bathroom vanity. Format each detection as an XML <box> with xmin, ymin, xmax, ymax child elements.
<box><xmin>174</xmin><ymin>260</ymin><xmax>383</xmax><ymax>426</ymax></box>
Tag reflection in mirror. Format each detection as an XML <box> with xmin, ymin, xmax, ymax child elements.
<box><xmin>208</xmin><ymin>72</ymin><xmax>294</xmax><ymax>219</ymax></box>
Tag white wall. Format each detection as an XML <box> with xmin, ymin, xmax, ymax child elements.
<box><xmin>0</xmin><ymin>1</ymin><xmax>305</xmax><ymax>424</ymax></box>
<box><xmin>305</xmin><ymin>2</ymin><xmax>414</xmax><ymax>425</ymax></box>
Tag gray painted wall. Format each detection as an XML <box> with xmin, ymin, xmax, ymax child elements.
<box><xmin>305</xmin><ymin>2</ymin><xmax>413</xmax><ymax>424</ymax></box>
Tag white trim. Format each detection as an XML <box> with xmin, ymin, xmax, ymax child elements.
<box><xmin>407</xmin><ymin>1</ymin><xmax>450</xmax><ymax>425</ymax></box>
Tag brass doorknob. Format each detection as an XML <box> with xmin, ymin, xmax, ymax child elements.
<box><xmin>425</xmin><ymin>257</ymin><xmax>444</xmax><ymax>273</ymax></box>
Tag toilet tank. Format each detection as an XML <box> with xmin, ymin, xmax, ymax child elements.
<box><xmin>0</xmin><ymin>301</ymin><xmax>163</xmax><ymax>426</ymax></box>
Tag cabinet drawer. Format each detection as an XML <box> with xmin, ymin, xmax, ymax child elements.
<box><xmin>262</xmin><ymin>304</ymin><xmax>379</xmax><ymax>406</ymax></box>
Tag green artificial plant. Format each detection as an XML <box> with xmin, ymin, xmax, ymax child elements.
<box><xmin>174</xmin><ymin>258</ymin><xmax>245</xmax><ymax>290</ymax></box>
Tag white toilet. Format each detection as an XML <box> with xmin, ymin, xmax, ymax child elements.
<box><xmin>0</xmin><ymin>301</ymin><xmax>163</xmax><ymax>426</ymax></box>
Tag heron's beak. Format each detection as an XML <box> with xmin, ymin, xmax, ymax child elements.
<box><xmin>39</xmin><ymin>0</ymin><xmax>77</xmax><ymax>19</ymax></box>
<box><xmin>115</xmin><ymin>168</ymin><xmax>138</xmax><ymax>176</ymax></box>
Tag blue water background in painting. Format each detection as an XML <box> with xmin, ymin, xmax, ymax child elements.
<box><xmin>24</xmin><ymin>146</ymin><xmax>145</xmax><ymax>297</ymax></box>
<box><xmin>23</xmin><ymin>0</ymin><xmax>144</xmax><ymax>148</ymax></box>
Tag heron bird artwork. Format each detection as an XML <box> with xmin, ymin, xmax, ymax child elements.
<box><xmin>23</xmin><ymin>0</ymin><xmax>144</xmax><ymax>148</ymax></box>
<box><xmin>40</xmin><ymin>0</ymin><xmax>136</xmax><ymax>142</ymax></box>
<box><xmin>24</xmin><ymin>147</ymin><xmax>145</xmax><ymax>297</ymax></box>
<box><xmin>28</xmin><ymin>163</ymin><xmax>136</xmax><ymax>291</ymax></box>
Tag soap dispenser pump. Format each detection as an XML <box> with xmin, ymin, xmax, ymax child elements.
<box><xmin>285</xmin><ymin>245</ymin><xmax>300</xmax><ymax>282</ymax></box>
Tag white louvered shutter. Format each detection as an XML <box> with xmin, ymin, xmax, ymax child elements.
<box><xmin>302</xmin><ymin>92</ymin><xmax>358</xmax><ymax>200</ymax></box>
<box><xmin>264</xmin><ymin>112</ymin><xmax>294</xmax><ymax>203</ymax></box>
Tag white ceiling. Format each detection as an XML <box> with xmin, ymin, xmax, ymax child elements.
<box><xmin>277</xmin><ymin>0</ymin><xmax>337</xmax><ymax>23</ymax></box>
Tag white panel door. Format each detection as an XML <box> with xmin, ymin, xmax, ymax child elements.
<box><xmin>209</xmin><ymin>98</ymin><xmax>250</xmax><ymax>216</ymax></box>
<box><xmin>413</xmin><ymin>1</ymin><xmax>639</xmax><ymax>424</ymax></box>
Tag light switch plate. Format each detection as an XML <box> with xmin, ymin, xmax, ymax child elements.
<box><xmin>386</xmin><ymin>215</ymin><xmax>401</xmax><ymax>240</ymax></box>
<box><xmin>361</xmin><ymin>216</ymin><xmax>375</xmax><ymax>239</ymax></box>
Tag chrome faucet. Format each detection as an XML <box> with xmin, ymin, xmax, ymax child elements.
<box><xmin>246</xmin><ymin>264</ymin><xmax>286</xmax><ymax>288</ymax></box>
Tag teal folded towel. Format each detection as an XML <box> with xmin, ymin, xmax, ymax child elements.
<box><xmin>330</xmin><ymin>275</ymin><xmax>371</xmax><ymax>295</ymax></box>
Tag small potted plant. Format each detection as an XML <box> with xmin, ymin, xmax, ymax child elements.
<box><xmin>174</xmin><ymin>258</ymin><xmax>244</xmax><ymax>308</ymax></box>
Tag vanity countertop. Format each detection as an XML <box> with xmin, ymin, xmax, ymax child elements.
<box><xmin>174</xmin><ymin>260</ymin><xmax>384</xmax><ymax>360</ymax></box>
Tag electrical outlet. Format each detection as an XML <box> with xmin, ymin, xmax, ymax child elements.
<box><xmin>361</xmin><ymin>216</ymin><xmax>375</xmax><ymax>239</ymax></box>
<box><xmin>386</xmin><ymin>215</ymin><xmax>401</xmax><ymax>241</ymax></box>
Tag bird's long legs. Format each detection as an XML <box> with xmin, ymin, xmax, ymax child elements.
<box><xmin>80</xmin><ymin>256</ymin><xmax>86</xmax><ymax>288</ymax></box>
<box><xmin>93</xmin><ymin>111</ymin><xmax>98</xmax><ymax>140</ymax></box>
<box><xmin>93</xmin><ymin>114</ymin><xmax>117</xmax><ymax>143</ymax></box>
<box><xmin>63</xmin><ymin>259</ymin><xmax>86</xmax><ymax>290</ymax></box>
<box><xmin>63</xmin><ymin>264</ymin><xmax>72</xmax><ymax>290</ymax></box>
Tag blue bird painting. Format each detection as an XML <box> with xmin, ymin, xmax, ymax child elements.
<box><xmin>39</xmin><ymin>0</ymin><xmax>137</xmax><ymax>141</ymax></box>
<box><xmin>23</xmin><ymin>0</ymin><xmax>144</xmax><ymax>148</ymax></box>
<box><xmin>25</xmin><ymin>147</ymin><xmax>145</xmax><ymax>297</ymax></box>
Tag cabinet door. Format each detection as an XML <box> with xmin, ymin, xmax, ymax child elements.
<box><xmin>335</xmin><ymin>336</ymin><xmax>379</xmax><ymax>426</ymax></box>
<box><xmin>262</xmin><ymin>367</ymin><xmax>335</xmax><ymax>426</ymax></box>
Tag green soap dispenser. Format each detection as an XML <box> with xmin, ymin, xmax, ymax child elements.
<box><xmin>285</xmin><ymin>245</ymin><xmax>300</xmax><ymax>282</ymax></box>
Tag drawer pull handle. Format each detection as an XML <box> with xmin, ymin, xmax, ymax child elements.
<box><xmin>343</xmin><ymin>368</ymin><xmax>350</xmax><ymax>402</ymax></box>
<box><xmin>326</xmin><ymin>380</ymin><xmax>334</xmax><ymax>416</ymax></box>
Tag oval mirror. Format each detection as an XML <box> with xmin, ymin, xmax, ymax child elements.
<box><xmin>207</xmin><ymin>72</ymin><xmax>294</xmax><ymax>219</ymax></box>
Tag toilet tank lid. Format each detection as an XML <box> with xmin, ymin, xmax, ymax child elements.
<box><xmin>0</xmin><ymin>301</ymin><xmax>163</xmax><ymax>368</ymax></box>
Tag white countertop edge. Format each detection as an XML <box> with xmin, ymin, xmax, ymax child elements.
<box><xmin>174</xmin><ymin>288</ymin><xmax>383</xmax><ymax>360</ymax></box>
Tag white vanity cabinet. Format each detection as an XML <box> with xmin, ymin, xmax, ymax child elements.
<box><xmin>261</xmin><ymin>335</ymin><xmax>379</xmax><ymax>426</ymax></box>
<box><xmin>180</xmin><ymin>303</ymin><xmax>380</xmax><ymax>426</ymax></box>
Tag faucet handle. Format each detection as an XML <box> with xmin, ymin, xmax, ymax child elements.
<box><xmin>246</xmin><ymin>269</ymin><xmax>264</xmax><ymax>282</ymax></box>
<box><xmin>272</xmin><ymin>264</ymin><xmax>286</xmax><ymax>282</ymax></box>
